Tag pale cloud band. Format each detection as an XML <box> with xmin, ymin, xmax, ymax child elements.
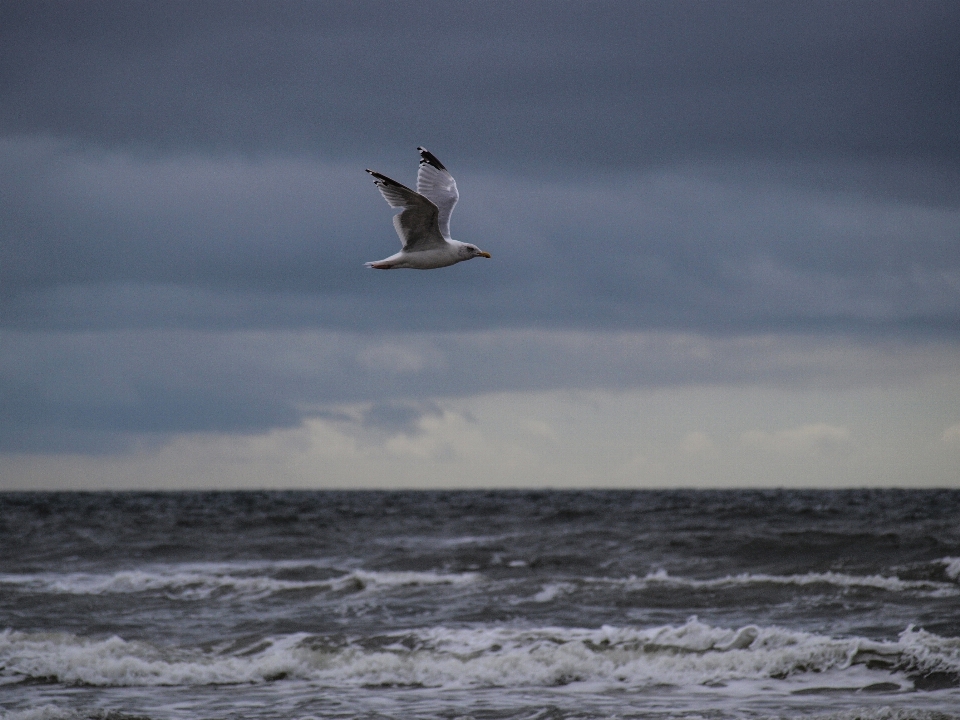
<box><xmin>2</xmin><ymin>328</ymin><xmax>958</xmax><ymax>488</ymax></box>
<box><xmin>5</xmin><ymin>382</ymin><xmax>958</xmax><ymax>491</ymax></box>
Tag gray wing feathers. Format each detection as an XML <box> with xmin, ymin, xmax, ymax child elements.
<box><xmin>366</xmin><ymin>169</ymin><xmax>445</xmax><ymax>251</ymax></box>
<box><xmin>416</xmin><ymin>147</ymin><xmax>459</xmax><ymax>240</ymax></box>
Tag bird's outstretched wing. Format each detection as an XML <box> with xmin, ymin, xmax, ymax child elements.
<box><xmin>366</xmin><ymin>170</ymin><xmax>446</xmax><ymax>251</ymax></box>
<box><xmin>416</xmin><ymin>147</ymin><xmax>459</xmax><ymax>240</ymax></box>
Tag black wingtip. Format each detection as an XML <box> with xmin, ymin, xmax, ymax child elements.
<box><xmin>366</xmin><ymin>169</ymin><xmax>410</xmax><ymax>190</ymax></box>
<box><xmin>417</xmin><ymin>147</ymin><xmax>446</xmax><ymax>171</ymax></box>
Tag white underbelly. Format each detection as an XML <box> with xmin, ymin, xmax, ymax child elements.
<box><xmin>395</xmin><ymin>247</ymin><xmax>462</xmax><ymax>269</ymax></box>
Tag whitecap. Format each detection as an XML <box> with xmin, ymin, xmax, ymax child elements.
<box><xmin>530</xmin><ymin>583</ymin><xmax>575</xmax><ymax>603</ymax></box>
<box><xmin>941</xmin><ymin>557</ymin><xmax>960</xmax><ymax>581</ymax></box>
<box><xmin>603</xmin><ymin>569</ymin><xmax>958</xmax><ymax>596</ymax></box>
<box><xmin>0</xmin><ymin>706</ymin><xmax>79</xmax><ymax>720</ymax></box>
<box><xmin>3</xmin><ymin>619</ymin><xmax>953</xmax><ymax>692</ymax></box>
<box><xmin>0</xmin><ymin>563</ymin><xmax>478</xmax><ymax>601</ymax></box>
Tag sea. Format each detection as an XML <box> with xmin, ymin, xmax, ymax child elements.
<box><xmin>0</xmin><ymin>490</ymin><xmax>958</xmax><ymax>720</ymax></box>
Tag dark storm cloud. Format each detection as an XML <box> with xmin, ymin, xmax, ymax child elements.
<box><xmin>0</xmin><ymin>140</ymin><xmax>374</xmax><ymax>296</ymax></box>
<box><xmin>2</xmin><ymin>1</ymin><xmax>960</xmax><ymax>456</ymax></box>
<box><xmin>2</xmin><ymin>1</ymin><xmax>959</xmax><ymax>171</ymax></box>
<box><xmin>2</xmin><ymin>141</ymin><xmax>958</xmax><ymax>334</ymax></box>
<box><xmin>2</xmin><ymin>1</ymin><xmax>958</xmax><ymax>330</ymax></box>
<box><xmin>1</xmin><ymin>384</ymin><xmax>299</xmax><ymax>453</ymax></box>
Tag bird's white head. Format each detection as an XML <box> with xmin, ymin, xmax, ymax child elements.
<box><xmin>460</xmin><ymin>243</ymin><xmax>492</xmax><ymax>260</ymax></box>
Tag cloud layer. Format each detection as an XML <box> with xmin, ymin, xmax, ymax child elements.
<box><xmin>4</xmin><ymin>328</ymin><xmax>958</xmax><ymax>454</ymax></box>
<box><xmin>3</xmin><ymin>2</ymin><xmax>959</xmax><ymax>168</ymax></box>
<box><xmin>1</xmin><ymin>2</ymin><xmax>958</xmax><ymax>478</ymax></box>
<box><xmin>4</xmin><ymin>140</ymin><xmax>958</xmax><ymax>336</ymax></box>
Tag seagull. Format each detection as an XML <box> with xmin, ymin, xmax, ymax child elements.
<box><xmin>365</xmin><ymin>148</ymin><xmax>491</xmax><ymax>269</ymax></box>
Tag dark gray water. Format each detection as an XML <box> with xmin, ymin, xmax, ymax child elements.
<box><xmin>1</xmin><ymin>490</ymin><xmax>958</xmax><ymax>720</ymax></box>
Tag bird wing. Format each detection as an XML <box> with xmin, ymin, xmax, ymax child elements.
<box><xmin>366</xmin><ymin>170</ymin><xmax>446</xmax><ymax>251</ymax></box>
<box><xmin>416</xmin><ymin>147</ymin><xmax>459</xmax><ymax>240</ymax></box>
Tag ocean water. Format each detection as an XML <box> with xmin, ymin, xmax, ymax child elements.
<box><xmin>0</xmin><ymin>490</ymin><xmax>958</xmax><ymax>720</ymax></box>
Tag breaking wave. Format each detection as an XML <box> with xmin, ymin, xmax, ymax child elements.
<box><xmin>942</xmin><ymin>557</ymin><xmax>960</xmax><ymax>582</ymax></box>
<box><xmin>2</xmin><ymin>561</ymin><xmax>955</xmax><ymax>605</ymax></box>
<box><xmin>609</xmin><ymin>568</ymin><xmax>959</xmax><ymax>594</ymax></box>
<box><xmin>0</xmin><ymin>562</ymin><xmax>478</xmax><ymax>601</ymax></box>
<box><xmin>1</xmin><ymin>619</ymin><xmax>957</xmax><ymax>690</ymax></box>
<box><xmin>522</xmin><ymin>567</ymin><xmax>960</xmax><ymax>604</ymax></box>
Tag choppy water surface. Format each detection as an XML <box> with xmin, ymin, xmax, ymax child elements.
<box><xmin>1</xmin><ymin>490</ymin><xmax>958</xmax><ymax>720</ymax></box>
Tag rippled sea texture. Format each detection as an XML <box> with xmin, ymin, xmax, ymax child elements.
<box><xmin>1</xmin><ymin>490</ymin><xmax>958</xmax><ymax>720</ymax></box>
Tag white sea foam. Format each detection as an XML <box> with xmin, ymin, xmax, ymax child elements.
<box><xmin>2</xmin><ymin>619</ymin><xmax>955</xmax><ymax>691</ymax></box>
<box><xmin>942</xmin><ymin>557</ymin><xmax>960</xmax><ymax>581</ymax></box>
<box><xmin>0</xmin><ymin>564</ymin><xmax>478</xmax><ymax>601</ymax></box>
<box><xmin>898</xmin><ymin>626</ymin><xmax>960</xmax><ymax>676</ymax></box>
<box><xmin>0</xmin><ymin>707</ymin><xmax>79</xmax><ymax>720</ymax></box>
<box><xmin>4</xmin><ymin>562</ymin><xmax>950</xmax><ymax>604</ymax></box>
<box><xmin>804</xmin><ymin>710</ymin><xmax>960</xmax><ymax>720</ymax></box>
<box><xmin>602</xmin><ymin>569</ymin><xmax>958</xmax><ymax>596</ymax></box>
<box><xmin>513</xmin><ymin>568</ymin><xmax>958</xmax><ymax>603</ymax></box>
<box><xmin>530</xmin><ymin>582</ymin><xmax>575</xmax><ymax>603</ymax></box>
<box><xmin>349</xmin><ymin>569</ymin><xmax>479</xmax><ymax>589</ymax></box>
<box><xmin>0</xmin><ymin>629</ymin><xmax>311</xmax><ymax>686</ymax></box>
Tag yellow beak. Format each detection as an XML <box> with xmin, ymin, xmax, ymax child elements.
<box><xmin>479</xmin><ymin>251</ymin><xmax>492</xmax><ymax>258</ymax></box>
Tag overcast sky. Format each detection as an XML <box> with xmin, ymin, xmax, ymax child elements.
<box><xmin>2</xmin><ymin>1</ymin><xmax>959</xmax><ymax>490</ymax></box>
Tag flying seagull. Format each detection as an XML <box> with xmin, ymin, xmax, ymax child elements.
<box><xmin>365</xmin><ymin>148</ymin><xmax>491</xmax><ymax>269</ymax></box>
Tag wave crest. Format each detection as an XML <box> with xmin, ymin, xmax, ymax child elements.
<box><xmin>2</xmin><ymin>619</ymin><xmax>956</xmax><ymax>691</ymax></box>
<box><xmin>0</xmin><ymin>564</ymin><xmax>478</xmax><ymax>601</ymax></box>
